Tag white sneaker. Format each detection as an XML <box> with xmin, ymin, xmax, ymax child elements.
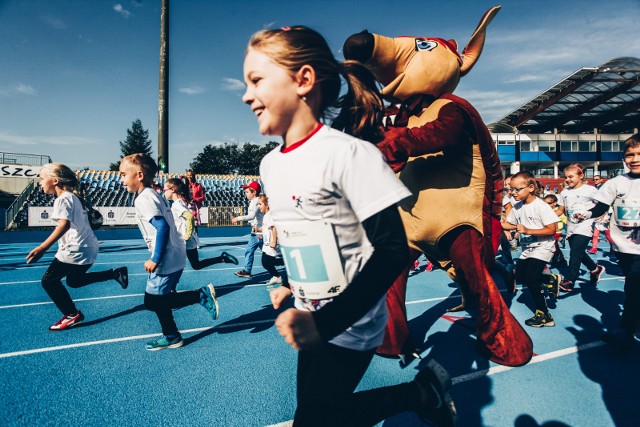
<box><xmin>266</xmin><ymin>276</ymin><xmax>283</xmax><ymax>286</ymax></box>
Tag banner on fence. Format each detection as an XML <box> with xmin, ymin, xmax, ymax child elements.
<box><xmin>1</xmin><ymin>164</ymin><xmax>41</xmax><ymax>178</ymax></box>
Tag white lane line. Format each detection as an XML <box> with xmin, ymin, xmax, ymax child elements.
<box><xmin>0</xmin><ymin>319</ymin><xmax>274</xmax><ymax>359</ymax></box>
<box><xmin>0</xmin><ymin>282</ymin><xmax>277</xmax><ymax>309</ymax></box>
<box><xmin>263</xmin><ymin>340</ymin><xmax>609</xmax><ymax>427</ymax></box>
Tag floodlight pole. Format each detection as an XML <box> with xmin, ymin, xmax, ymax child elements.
<box><xmin>158</xmin><ymin>0</ymin><xmax>169</xmax><ymax>173</ymax></box>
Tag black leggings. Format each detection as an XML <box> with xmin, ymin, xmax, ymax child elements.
<box><xmin>186</xmin><ymin>248</ymin><xmax>223</xmax><ymax>270</ymax></box>
<box><xmin>566</xmin><ymin>234</ymin><xmax>597</xmax><ymax>283</ymax></box>
<box><xmin>294</xmin><ymin>343</ymin><xmax>420</xmax><ymax>426</ymax></box>
<box><xmin>144</xmin><ymin>291</ymin><xmax>201</xmax><ymax>337</ymax></box>
<box><xmin>616</xmin><ymin>252</ymin><xmax>640</xmax><ymax>333</ymax></box>
<box><xmin>515</xmin><ymin>257</ymin><xmax>548</xmax><ymax>313</ymax></box>
<box><xmin>41</xmin><ymin>258</ymin><xmax>115</xmax><ymax>316</ymax></box>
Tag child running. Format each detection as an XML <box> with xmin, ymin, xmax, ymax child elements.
<box><xmin>256</xmin><ymin>194</ymin><xmax>286</xmax><ymax>287</ymax></box>
<box><xmin>119</xmin><ymin>154</ymin><xmax>219</xmax><ymax>351</ymax></box>
<box><xmin>163</xmin><ymin>178</ymin><xmax>238</xmax><ymax>269</ymax></box>
<box><xmin>543</xmin><ymin>194</ymin><xmax>568</xmax><ymax>268</ymax></box>
<box><xmin>557</xmin><ymin>163</ymin><xmax>605</xmax><ymax>292</ymax></box>
<box><xmin>574</xmin><ymin>133</ymin><xmax>640</xmax><ymax>349</ymax></box>
<box><xmin>26</xmin><ymin>163</ymin><xmax>128</xmax><ymax>331</ymax></box>
<box><xmin>243</xmin><ymin>26</ymin><xmax>456</xmax><ymax>426</ymax></box>
<box><xmin>502</xmin><ymin>171</ymin><xmax>560</xmax><ymax>327</ymax></box>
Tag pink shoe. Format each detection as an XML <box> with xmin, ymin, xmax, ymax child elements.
<box><xmin>588</xmin><ymin>247</ymin><xmax>598</xmax><ymax>254</ymax></box>
<box><xmin>413</xmin><ymin>260</ymin><xmax>420</xmax><ymax>271</ymax></box>
<box><xmin>425</xmin><ymin>262</ymin><xmax>434</xmax><ymax>272</ymax></box>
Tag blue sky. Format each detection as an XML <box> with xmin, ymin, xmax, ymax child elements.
<box><xmin>1</xmin><ymin>0</ymin><xmax>639</xmax><ymax>173</ymax></box>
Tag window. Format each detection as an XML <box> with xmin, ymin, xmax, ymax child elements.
<box><xmin>520</xmin><ymin>141</ymin><xmax>532</xmax><ymax>151</ymax></box>
<box><xmin>497</xmin><ymin>140</ymin><xmax>515</xmax><ymax>145</ymax></box>
<box><xmin>601</xmin><ymin>140</ymin><xmax>620</xmax><ymax>152</ymax></box>
<box><xmin>579</xmin><ymin>140</ymin><xmax>596</xmax><ymax>152</ymax></box>
<box><xmin>560</xmin><ymin>140</ymin><xmax>594</xmax><ymax>152</ymax></box>
<box><xmin>537</xmin><ymin>141</ymin><xmax>556</xmax><ymax>152</ymax></box>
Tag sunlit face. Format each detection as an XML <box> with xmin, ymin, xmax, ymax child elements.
<box><xmin>244</xmin><ymin>188</ymin><xmax>256</xmax><ymax>200</ymax></box>
<box><xmin>39</xmin><ymin>170</ymin><xmax>57</xmax><ymax>195</ymax></box>
<box><xmin>509</xmin><ymin>177</ymin><xmax>535</xmax><ymax>202</ymax></box>
<box><xmin>163</xmin><ymin>185</ymin><xmax>175</xmax><ymax>201</ymax></box>
<box><xmin>593</xmin><ymin>176</ymin><xmax>602</xmax><ymax>185</ymax></box>
<box><xmin>564</xmin><ymin>168</ymin><xmax>583</xmax><ymax>189</ymax></box>
<box><xmin>242</xmin><ymin>47</ymin><xmax>301</xmax><ymax>138</ymax></box>
<box><xmin>257</xmin><ymin>199</ymin><xmax>268</xmax><ymax>214</ymax></box>
<box><xmin>624</xmin><ymin>145</ymin><xmax>640</xmax><ymax>174</ymax></box>
<box><xmin>119</xmin><ymin>161</ymin><xmax>144</xmax><ymax>194</ymax></box>
<box><xmin>544</xmin><ymin>197</ymin><xmax>558</xmax><ymax>210</ymax></box>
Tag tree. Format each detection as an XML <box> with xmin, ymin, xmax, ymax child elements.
<box><xmin>189</xmin><ymin>141</ymin><xmax>279</xmax><ymax>175</ymax></box>
<box><xmin>109</xmin><ymin>119</ymin><xmax>153</xmax><ymax>170</ymax></box>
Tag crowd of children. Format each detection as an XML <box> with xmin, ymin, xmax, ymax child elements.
<box><xmin>23</xmin><ymin>22</ymin><xmax>638</xmax><ymax>427</ymax></box>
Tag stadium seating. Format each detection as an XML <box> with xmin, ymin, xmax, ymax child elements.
<box><xmin>12</xmin><ymin>171</ymin><xmax>262</xmax><ymax>228</ymax></box>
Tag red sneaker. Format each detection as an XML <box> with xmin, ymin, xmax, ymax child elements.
<box><xmin>49</xmin><ymin>311</ymin><xmax>85</xmax><ymax>331</ymax></box>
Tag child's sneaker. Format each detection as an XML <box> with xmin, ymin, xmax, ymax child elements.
<box><xmin>234</xmin><ymin>270</ymin><xmax>251</xmax><ymax>278</ymax></box>
<box><xmin>587</xmin><ymin>247</ymin><xmax>598</xmax><ymax>254</ymax></box>
<box><xmin>425</xmin><ymin>261</ymin><xmax>434</xmax><ymax>272</ymax></box>
<box><xmin>559</xmin><ymin>280</ymin><xmax>574</xmax><ymax>293</ymax></box>
<box><xmin>220</xmin><ymin>251</ymin><xmax>239</xmax><ymax>265</ymax></box>
<box><xmin>414</xmin><ymin>359</ymin><xmax>457</xmax><ymax>427</ymax></box>
<box><xmin>590</xmin><ymin>265</ymin><xmax>605</xmax><ymax>284</ymax></box>
<box><xmin>200</xmin><ymin>283</ymin><xmax>219</xmax><ymax>320</ymax></box>
<box><xmin>525</xmin><ymin>310</ymin><xmax>555</xmax><ymax>327</ymax></box>
<box><xmin>266</xmin><ymin>276</ymin><xmax>283</xmax><ymax>286</ymax></box>
<box><xmin>113</xmin><ymin>267</ymin><xmax>128</xmax><ymax>289</ymax></box>
<box><xmin>49</xmin><ymin>311</ymin><xmax>85</xmax><ymax>331</ymax></box>
<box><xmin>145</xmin><ymin>334</ymin><xmax>183</xmax><ymax>351</ymax></box>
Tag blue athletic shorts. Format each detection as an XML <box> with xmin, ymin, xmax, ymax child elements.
<box><xmin>145</xmin><ymin>269</ymin><xmax>183</xmax><ymax>295</ymax></box>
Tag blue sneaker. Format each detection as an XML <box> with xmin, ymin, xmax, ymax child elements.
<box><xmin>200</xmin><ymin>283</ymin><xmax>219</xmax><ymax>320</ymax></box>
<box><xmin>145</xmin><ymin>335</ymin><xmax>183</xmax><ymax>351</ymax></box>
<box><xmin>220</xmin><ymin>251</ymin><xmax>239</xmax><ymax>265</ymax></box>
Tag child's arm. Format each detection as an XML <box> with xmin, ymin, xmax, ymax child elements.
<box><xmin>144</xmin><ymin>216</ymin><xmax>170</xmax><ymax>273</ymax></box>
<box><xmin>501</xmin><ymin>220</ymin><xmax>517</xmax><ymax>231</ymax></box>
<box><xmin>516</xmin><ymin>223</ymin><xmax>556</xmax><ymax>237</ymax></box>
<box><xmin>269</xmin><ymin>227</ymin><xmax>277</xmax><ymax>248</ymax></box>
<box><xmin>181</xmin><ymin>210</ymin><xmax>195</xmax><ymax>241</ymax></box>
<box><xmin>26</xmin><ymin>219</ymin><xmax>70</xmax><ymax>264</ymax></box>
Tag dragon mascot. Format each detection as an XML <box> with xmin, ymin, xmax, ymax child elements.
<box><xmin>343</xmin><ymin>5</ymin><xmax>533</xmax><ymax>366</ymax></box>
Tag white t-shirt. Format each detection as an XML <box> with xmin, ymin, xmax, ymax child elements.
<box><xmin>171</xmin><ymin>198</ymin><xmax>198</xmax><ymax>250</ymax></box>
<box><xmin>260</xmin><ymin>125</ymin><xmax>411</xmax><ymax>351</ymax></box>
<box><xmin>51</xmin><ymin>191</ymin><xmax>98</xmax><ymax>265</ymax></box>
<box><xmin>593</xmin><ymin>174</ymin><xmax>640</xmax><ymax>255</ymax></box>
<box><xmin>559</xmin><ymin>184</ymin><xmax>598</xmax><ymax>237</ymax></box>
<box><xmin>238</xmin><ymin>197</ymin><xmax>264</xmax><ymax>230</ymax></box>
<box><xmin>134</xmin><ymin>187</ymin><xmax>186</xmax><ymax>275</ymax></box>
<box><xmin>261</xmin><ymin>210</ymin><xmax>280</xmax><ymax>258</ymax></box>
<box><xmin>507</xmin><ymin>197</ymin><xmax>559</xmax><ymax>262</ymax></box>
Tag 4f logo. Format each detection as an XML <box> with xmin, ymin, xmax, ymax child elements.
<box><xmin>327</xmin><ymin>286</ymin><xmax>341</xmax><ymax>294</ymax></box>
<box><xmin>292</xmin><ymin>195</ymin><xmax>303</xmax><ymax>208</ymax></box>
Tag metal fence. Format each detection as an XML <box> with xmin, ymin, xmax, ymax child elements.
<box><xmin>5</xmin><ymin>179</ymin><xmax>37</xmax><ymax>229</ymax></box>
<box><xmin>0</xmin><ymin>152</ymin><xmax>51</xmax><ymax>166</ymax></box>
<box><xmin>207</xmin><ymin>206</ymin><xmax>245</xmax><ymax>227</ymax></box>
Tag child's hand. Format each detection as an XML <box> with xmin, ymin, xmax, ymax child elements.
<box><xmin>26</xmin><ymin>246</ymin><xmax>46</xmax><ymax>264</ymax></box>
<box><xmin>144</xmin><ymin>259</ymin><xmax>158</xmax><ymax>273</ymax></box>
<box><xmin>270</xmin><ymin>286</ymin><xmax>292</xmax><ymax>310</ymax></box>
<box><xmin>516</xmin><ymin>224</ymin><xmax>529</xmax><ymax>234</ymax></box>
<box><xmin>275</xmin><ymin>308</ymin><xmax>321</xmax><ymax>351</ymax></box>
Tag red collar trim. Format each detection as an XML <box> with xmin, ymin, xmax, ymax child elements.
<box><xmin>281</xmin><ymin>123</ymin><xmax>323</xmax><ymax>153</ymax></box>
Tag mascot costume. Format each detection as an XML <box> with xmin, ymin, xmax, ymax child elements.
<box><xmin>343</xmin><ymin>5</ymin><xmax>533</xmax><ymax>367</ymax></box>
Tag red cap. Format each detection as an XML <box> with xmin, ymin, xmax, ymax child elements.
<box><xmin>241</xmin><ymin>181</ymin><xmax>261</xmax><ymax>193</ymax></box>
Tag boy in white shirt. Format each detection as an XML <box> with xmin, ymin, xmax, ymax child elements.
<box><xmin>119</xmin><ymin>153</ymin><xmax>219</xmax><ymax>351</ymax></box>
<box><xmin>503</xmin><ymin>171</ymin><xmax>560</xmax><ymax>327</ymax></box>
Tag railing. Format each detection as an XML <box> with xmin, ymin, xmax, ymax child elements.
<box><xmin>0</xmin><ymin>152</ymin><xmax>51</xmax><ymax>166</ymax></box>
<box><xmin>5</xmin><ymin>179</ymin><xmax>37</xmax><ymax>229</ymax></box>
<box><xmin>207</xmin><ymin>206</ymin><xmax>245</xmax><ymax>227</ymax></box>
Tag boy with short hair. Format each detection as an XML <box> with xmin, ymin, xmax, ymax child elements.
<box><xmin>502</xmin><ymin>171</ymin><xmax>560</xmax><ymax>327</ymax></box>
<box><xmin>119</xmin><ymin>153</ymin><xmax>219</xmax><ymax>350</ymax></box>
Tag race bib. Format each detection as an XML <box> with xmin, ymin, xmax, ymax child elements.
<box><xmin>519</xmin><ymin>234</ymin><xmax>538</xmax><ymax>245</ymax></box>
<box><xmin>278</xmin><ymin>220</ymin><xmax>347</xmax><ymax>300</ymax></box>
<box><xmin>613</xmin><ymin>199</ymin><xmax>640</xmax><ymax>227</ymax></box>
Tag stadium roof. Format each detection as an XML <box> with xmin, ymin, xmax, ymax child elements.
<box><xmin>490</xmin><ymin>57</ymin><xmax>640</xmax><ymax>134</ymax></box>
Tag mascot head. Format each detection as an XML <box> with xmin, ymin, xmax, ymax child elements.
<box><xmin>343</xmin><ymin>6</ymin><xmax>501</xmax><ymax>101</ymax></box>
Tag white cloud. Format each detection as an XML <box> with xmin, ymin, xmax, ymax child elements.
<box><xmin>179</xmin><ymin>86</ymin><xmax>206</xmax><ymax>95</ymax></box>
<box><xmin>15</xmin><ymin>83</ymin><xmax>36</xmax><ymax>95</ymax></box>
<box><xmin>113</xmin><ymin>4</ymin><xmax>131</xmax><ymax>18</ymax></box>
<box><xmin>221</xmin><ymin>78</ymin><xmax>245</xmax><ymax>92</ymax></box>
<box><xmin>41</xmin><ymin>16</ymin><xmax>66</xmax><ymax>30</ymax></box>
<box><xmin>0</xmin><ymin>132</ymin><xmax>97</xmax><ymax>146</ymax></box>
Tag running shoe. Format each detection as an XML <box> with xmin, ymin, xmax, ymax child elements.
<box><xmin>113</xmin><ymin>267</ymin><xmax>128</xmax><ymax>289</ymax></box>
<box><xmin>559</xmin><ymin>280</ymin><xmax>574</xmax><ymax>293</ymax></box>
<box><xmin>49</xmin><ymin>311</ymin><xmax>85</xmax><ymax>331</ymax></box>
<box><xmin>234</xmin><ymin>270</ymin><xmax>251</xmax><ymax>278</ymax></box>
<box><xmin>414</xmin><ymin>359</ymin><xmax>457</xmax><ymax>427</ymax></box>
<box><xmin>220</xmin><ymin>251</ymin><xmax>239</xmax><ymax>265</ymax></box>
<box><xmin>587</xmin><ymin>247</ymin><xmax>598</xmax><ymax>254</ymax></box>
<box><xmin>266</xmin><ymin>276</ymin><xmax>283</xmax><ymax>286</ymax></box>
<box><xmin>200</xmin><ymin>283</ymin><xmax>219</xmax><ymax>320</ymax></box>
<box><xmin>145</xmin><ymin>334</ymin><xmax>184</xmax><ymax>351</ymax></box>
<box><xmin>425</xmin><ymin>262</ymin><xmax>434</xmax><ymax>272</ymax></box>
<box><xmin>525</xmin><ymin>310</ymin><xmax>555</xmax><ymax>328</ymax></box>
<box><xmin>590</xmin><ymin>265</ymin><xmax>605</xmax><ymax>284</ymax></box>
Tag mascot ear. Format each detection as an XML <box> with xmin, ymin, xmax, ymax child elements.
<box><xmin>460</xmin><ymin>5</ymin><xmax>501</xmax><ymax>76</ymax></box>
<box><xmin>343</xmin><ymin>30</ymin><xmax>375</xmax><ymax>63</ymax></box>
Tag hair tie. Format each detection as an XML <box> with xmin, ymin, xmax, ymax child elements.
<box><xmin>281</xmin><ymin>26</ymin><xmax>291</xmax><ymax>31</ymax></box>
